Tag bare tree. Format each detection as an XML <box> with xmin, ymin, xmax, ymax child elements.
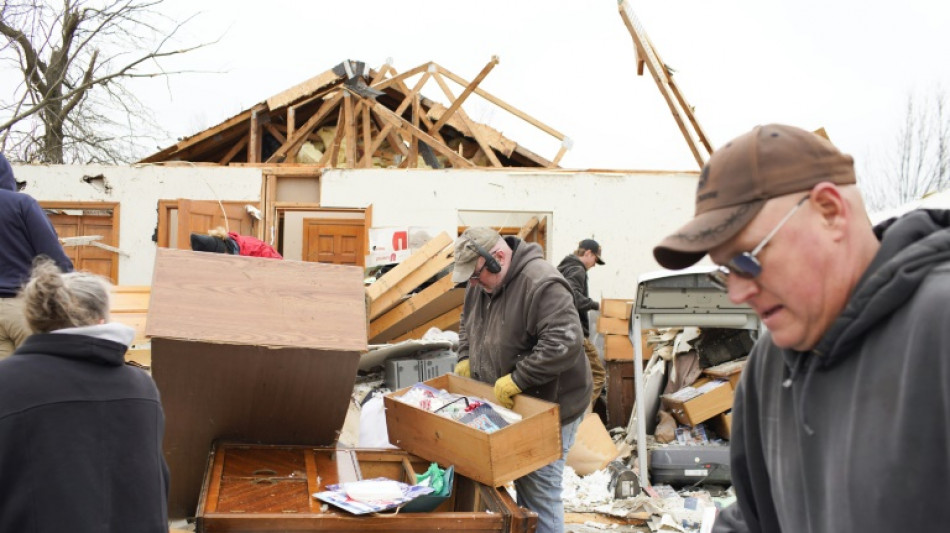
<box><xmin>862</xmin><ymin>88</ymin><xmax>950</xmax><ymax>212</ymax></box>
<box><xmin>0</xmin><ymin>0</ymin><xmax>209</xmax><ymax>163</ymax></box>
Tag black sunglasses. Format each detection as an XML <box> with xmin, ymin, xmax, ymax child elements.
<box><xmin>708</xmin><ymin>195</ymin><xmax>810</xmax><ymax>291</ymax></box>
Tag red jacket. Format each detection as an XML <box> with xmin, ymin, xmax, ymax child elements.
<box><xmin>229</xmin><ymin>232</ymin><xmax>282</xmax><ymax>259</ymax></box>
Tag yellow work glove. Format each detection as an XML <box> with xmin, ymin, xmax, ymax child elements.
<box><xmin>493</xmin><ymin>374</ymin><xmax>522</xmax><ymax>409</ymax></box>
<box><xmin>454</xmin><ymin>359</ymin><xmax>470</xmax><ymax>377</ymax></box>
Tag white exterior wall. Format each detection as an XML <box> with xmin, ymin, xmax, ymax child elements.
<box><xmin>321</xmin><ymin>168</ymin><xmax>701</xmax><ymax>300</ymax></box>
<box><xmin>13</xmin><ymin>164</ymin><xmax>262</xmax><ymax>285</ymax></box>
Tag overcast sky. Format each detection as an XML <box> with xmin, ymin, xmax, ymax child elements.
<box><xmin>147</xmin><ymin>0</ymin><xmax>950</xmax><ymax>179</ymax></box>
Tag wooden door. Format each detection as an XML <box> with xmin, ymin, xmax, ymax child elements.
<box><xmin>47</xmin><ymin>210</ymin><xmax>119</xmax><ymax>283</ymax></box>
<box><xmin>302</xmin><ymin>218</ymin><xmax>364</xmax><ymax>266</ymax></box>
<box><xmin>175</xmin><ymin>200</ymin><xmax>255</xmax><ymax>250</ymax></box>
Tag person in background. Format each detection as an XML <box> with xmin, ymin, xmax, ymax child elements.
<box><xmin>653</xmin><ymin>123</ymin><xmax>950</xmax><ymax>532</ymax></box>
<box><xmin>557</xmin><ymin>238</ymin><xmax>607</xmax><ymax>408</ymax></box>
<box><xmin>190</xmin><ymin>226</ymin><xmax>282</xmax><ymax>258</ymax></box>
<box><xmin>0</xmin><ymin>153</ymin><xmax>73</xmax><ymax>359</ymax></box>
<box><xmin>452</xmin><ymin>227</ymin><xmax>591</xmax><ymax>533</ymax></box>
<box><xmin>0</xmin><ymin>259</ymin><xmax>169</xmax><ymax>532</ymax></box>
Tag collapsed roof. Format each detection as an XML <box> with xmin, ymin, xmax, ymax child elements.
<box><xmin>140</xmin><ymin>58</ymin><xmax>571</xmax><ymax>169</ymax></box>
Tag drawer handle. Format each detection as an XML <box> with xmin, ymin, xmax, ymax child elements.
<box><xmin>252</xmin><ymin>469</ymin><xmax>278</xmax><ymax>476</ymax></box>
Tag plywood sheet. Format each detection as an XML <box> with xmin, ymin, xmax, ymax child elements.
<box><xmin>146</xmin><ymin>248</ymin><xmax>366</xmax><ymax>351</ymax></box>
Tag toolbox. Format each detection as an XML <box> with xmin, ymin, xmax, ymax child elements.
<box><xmin>195</xmin><ymin>442</ymin><xmax>537</xmax><ymax>533</ymax></box>
<box><xmin>648</xmin><ymin>444</ymin><xmax>731</xmax><ymax>486</ymax></box>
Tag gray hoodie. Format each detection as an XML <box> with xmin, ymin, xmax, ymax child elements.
<box><xmin>715</xmin><ymin>209</ymin><xmax>950</xmax><ymax>532</ymax></box>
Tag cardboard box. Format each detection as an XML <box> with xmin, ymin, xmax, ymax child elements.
<box><xmin>601</xmin><ymin>298</ymin><xmax>634</xmax><ymax>319</ymax></box>
<box><xmin>195</xmin><ymin>443</ymin><xmax>536</xmax><ymax>532</ymax></box>
<box><xmin>596</xmin><ymin>315</ymin><xmax>629</xmax><ymax>335</ymax></box>
<box><xmin>146</xmin><ymin>249</ymin><xmax>367</xmax><ymax>518</ymax></box>
<box><xmin>384</xmin><ymin>374</ymin><xmax>561</xmax><ymax>487</ymax></box>
<box><xmin>604</xmin><ymin>331</ymin><xmax>655</xmax><ymax>361</ymax></box>
<box><xmin>604</xmin><ymin>334</ymin><xmax>633</xmax><ymax>360</ymax></box>
<box><xmin>661</xmin><ymin>379</ymin><xmax>734</xmax><ymax>427</ymax></box>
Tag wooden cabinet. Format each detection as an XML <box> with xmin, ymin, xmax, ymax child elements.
<box><xmin>196</xmin><ymin>443</ymin><xmax>537</xmax><ymax>533</ymax></box>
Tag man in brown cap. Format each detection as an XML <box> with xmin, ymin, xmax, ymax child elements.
<box><xmin>452</xmin><ymin>227</ymin><xmax>592</xmax><ymax>533</ymax></box>
<box><xmin>655</xmin><ymin>124</ymin><xmax>950</xmax><ymax>532</ymax></box>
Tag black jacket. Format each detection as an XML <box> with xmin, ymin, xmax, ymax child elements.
<box><xmin>556</xmin><ymin>254</ymin><xmax>599</xmax><ymax>337</ymax></box>
<box><xmin>714</xmin><ymin>209</ymin><xmax>950</xmax><ymax>533</ymax></box>
<box><xmin>0</xmin><ymin>154</ymin><xmax>73</xmax><ymax>296</ymax></box>
<box><xmin>0</xmin><ymin>324</ymin><xmax>169</xmax><ymax>532</ymax></box>
<box><xmin>459</xmin><ymin>237</ymin><xmax>592</xmax><ymax>424</ymax></box>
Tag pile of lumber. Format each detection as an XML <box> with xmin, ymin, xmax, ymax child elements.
<box><xmin>366</xmin><ymin>232</ymin><xmax>464</xmax><ymax>344</ymax></box>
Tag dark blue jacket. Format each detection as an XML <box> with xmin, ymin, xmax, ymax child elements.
<box><xmin>0</xmin><ymin>154</ymin><xmax>73</xmax><ymax>296</ymax></box>
<box><xmin>0</xmin><ymin>325</ymin><xmax>170</xmax><ymax>532</ymax></box>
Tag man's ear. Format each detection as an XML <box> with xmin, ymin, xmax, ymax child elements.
<box><xmin>810</xmin><ymin>182</ymin><xmax>847</xmax><ymax>235</ymax></box>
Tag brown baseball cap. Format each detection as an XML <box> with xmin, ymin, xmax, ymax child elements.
<box><xmin>653</xmin><ymin>124</ymin><xmax>856</xmax><ymax>270</ymax></box>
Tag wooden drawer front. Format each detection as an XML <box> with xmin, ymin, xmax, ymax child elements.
<box><xmin>216</xmin><ymin>478</ymin><xmax>309</xmax><ymax>513</ymax></box>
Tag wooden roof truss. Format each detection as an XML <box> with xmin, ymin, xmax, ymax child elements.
<box><xmin>141</xmin><ymin>59</ymin><xmax>570</xmax><ymax>169</ymax></box>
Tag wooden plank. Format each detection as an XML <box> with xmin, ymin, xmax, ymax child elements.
<box><xmin>371</xmin><ymin>102</ymin><xmax>475</xmax><ymax>169</ymax></box>
<box><xmin>391</xmin><ymin>307</ymin><xmax>462</xmax><ymax>343</ymax></box>
<box><xmin>265</xmin><ymin>92</ymin><xmax>343</xmax><ymax>164</ymax></box>
<box><xmin>217</xmin><ymin>135</ymin><xmax>248</xmax><ymax>165</ymax></box>
<box><xmin>343</xmin><ymin>91</ymin><xmax>358</xmax><ymax>166</ymax></box>
<box><xmin>428</xmin><ymin>56</ymin><xmax>498</xmax><ymax>135</ymax></box>
<box><xmin>431</xmin><ymin>72</ymin><xmax>503</xmax><ymax>167</ymax></box>
<box><xmin>437</xmin><ymin>65</ymin><xmax>565</xmax><ymax>141</ymax></box>
<box><xmin>368</xmin><ymin>242</ymin><xmax>455</xmax><ymax>320</ymax></box>
<box><xmin>369</xmin><ymin>275</ymin><xmax>464</xmax><ymax>343</ymax></box>
<box><xmin>365</xmin><ymin>232</ymin><xmax>453</xmax><ymax>301</ymax></box>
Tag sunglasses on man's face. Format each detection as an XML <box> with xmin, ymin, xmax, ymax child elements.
<box><xmin>707</xmin><ymin>195</ymin><xmax>810</xmax><ymax>291</ymax></box>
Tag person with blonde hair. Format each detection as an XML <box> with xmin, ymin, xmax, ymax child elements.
<box><xmin>190</xmin><ymin>226</ymin><xmax>282</xmax><ymax>258</ymax></box>
<box><xmin>0</xmin><ymin>259</ymin><xmax>169</xmax><ymax>532</ymax></box>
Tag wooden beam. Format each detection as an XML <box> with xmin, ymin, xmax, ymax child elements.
<box><xmin>140</xmin><ymin>104</ymin><xmax>266</xmax><ymax>163</ymax></box>
<box><xmin>437</xmin><ymin>65</ymin><xmax>565</xmax><ymax>141</ymax></box>
<box><xmin>371</xmin><ymin>102</ymin><xmax>475</xmax><ymax>169</ymax></box>
<box><xmin>366</xmin><ymin>233</ymin><xmax>453</xmax><ymax>314</ymax></box>
<box><xmin>217</xmin><ymin>135</ymin><xmax>249</xmax><ymax>165</ymax></box>
<box><xmin>287</xmin><ymin>107</ymin><xmax>296</xmax><ymax>140</ymax></box>
<box><xmin>343</xmin><ymin>91</ymin><xmax>358</xmax><ymax>166</ymax></box>
<box><xmin>391</xmin><ymin>307</ymin><xmax>462</xmax><ymax>343</ymax></box>
<box><xmin>248</xmin><ymin>109</ymin><xmax>261</xmax><ymax>163</ymax></box>
<box><xmin>362</xmin><ymin>73</ymin><xmax>430</xmax><ymax>161</ymax></box>
<box><xmin>409</xmin><ymin>95</ymin><xmax>420</xmax><ymax>167</ymax></box>
<box><xmin>551</xmin><ymin>144</ymin><xmax>568</xmax><ymax>167</ymax></box>
<box><xmin>516</xmin><ymin>216</ymin><xmax>540</xmax><ymax>240</ymax></box>
<box><xmin>428</xmin><ymin>56</ymin><xmax>498</xmax><ymax>135</ymax></box>
<box><xmin>265</xmin><ymin>92</ymin><xmax>343</xmax><ymax>164</ymax></box>
<box><xmin>361</xmin><ymin>100</ymin><xmax>373</xmax><ymax>167</ymax></box>
<box><xmin>369</xmin><ymin>62</ymin><xmax>432</xmax><ymax>92</ymax></box>
<box><xmin>263</xmin><ymin>122</ymin><xmax>286</xmax><ymax>145</ymax></box>
<box><xmin>368</xmin><ymin>275</ymin><xmax>464</xmax><ymax>343</ymax></box>
<box><xmin>432</xmin><ymin>72</ymin><xmax>503</xmax><ymax>167</ymax></box>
